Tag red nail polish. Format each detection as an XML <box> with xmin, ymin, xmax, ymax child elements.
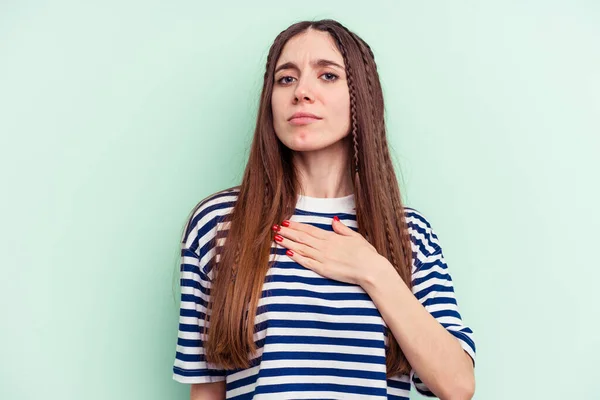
<box><xmin>274</xmin><ymin>234</ymin><xmax>283</xmax><ymax>242</ymax></box>
<box><xmin>286</xmin><ymin>249</ymin><xmax>294</xmax><ymax>257</ymax></box>
<box><xmin>271</xmin><ymin>224</ymin><xmax>280</xmax><ymax>232</ymax></box>
<box><xmin>333</xmin><ymin>216</ymin><xmax>340</xmax><ymax>221</ymax></box>
<box><xmin>282</xmin><ymin>220</ymin><xmax>290</xmax><ymax>227</ymax></box>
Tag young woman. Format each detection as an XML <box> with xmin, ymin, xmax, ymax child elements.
<box><xmin>173</xmin><ymin>19</ymin><xmax>476</xmax><ymax>400</ymax></box>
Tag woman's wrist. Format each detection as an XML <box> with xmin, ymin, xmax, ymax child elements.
<box><xmin>360</xmin><ymin>254</ymin><xmax>400</xmax><ymax>294</ymax></box>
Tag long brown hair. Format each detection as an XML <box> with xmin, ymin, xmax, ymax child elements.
<box><xmin>198</xmin><ymin>19</ymin><xmax>414</xmax><ymax>377</ymax></box>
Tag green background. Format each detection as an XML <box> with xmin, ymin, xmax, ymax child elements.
<box><xmin>1</xmin><ymin>1</ymin><xmax>598</xmax><ymax>399</ymax></box>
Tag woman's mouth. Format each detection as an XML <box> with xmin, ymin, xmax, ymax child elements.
<box><xmin>289</xmin><ymin>116</ymin><xmax>321</xmax><ymax>126</ymax></box>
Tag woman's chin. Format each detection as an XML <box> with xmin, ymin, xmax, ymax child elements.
<box><xmin>276</xmin><ymin>129</ymin><xmax>348</xmax><ymax>152</ymax></box>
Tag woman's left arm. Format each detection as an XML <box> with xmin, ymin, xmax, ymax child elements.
<box><xmin>272</xmin><ymin>216</ymin><xmax>475</xmax><ymax>400</ymax></box>
<box><xmin>362</xmin><ymin>256</ymin><xmax>475</xmax><ymax>400</ymax></box>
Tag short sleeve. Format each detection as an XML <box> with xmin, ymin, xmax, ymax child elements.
<box><xmin>406</xmin><ymin>209</ymin><xmax>476</xmax><ymax>397</ymax></box>
<box><xmin>172</xmin><ymin>208</ymin><xmax>227</xmax><ymax>384</ymax></box>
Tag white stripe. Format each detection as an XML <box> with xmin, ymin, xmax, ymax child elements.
<box><xmin>253</xmin><ymin>327</ymin><xmax>385</xmax><ymax>343</ymax></box>
<box><xmin>262</xmin><ymin>281</ymin><xmax>365</xmax><ymax>294</ymax></box>
<box><xmin>436</xmin><ymin>315</ymin><xmax>466</xmax><ymax>325</ymax></box>
<box><xmin>179</xmin><ymin>316</ymin><xmax>208</xmax><ymax>326</ymax></box>
<box><xmin>180</xmin><ymin>286</ymin><xmax>210</xmax><ymax>304</ymax></box>
<box><xmin>387</xmin><ymin>385</ymin><xmax>411</xmax><ymax>397</ymax></box>
<box><xmin>255</xmin><ymin>374</ymin><xmax>385</xmax><ymax>389</ymax></box>
<box><xmin>253</xmin><ymin>390</ymin><xmax>385</xmax><ymax>400</ymax></box>
<box><xmin>407</xmin><ymin>230</ymin><xmax>438</xmax><ymax>254</ymax></box>
<box><xmin>173</xmin><ymin>358</ymin><xmax>222</xmax><ymax>371</ymax></box>
<box><xmin>179</xmin><ymin>300</ymin><xmax>207</xmax><ymax>313</ymax></box>
<box><xmin>259</xmin><ymin>343</ymin><xmax>386</xmax><ymax>357</ymax></box>
<box><xmin>412</xmin><ymin>276</ymin><xmax>453</xmax><ymax>294</ymax></box>
<box><xmin>426</xmin><ymin>302</ymin><xmax>459</xmax><ymax>313</ymax></box>
<box><xmin>386</xmin><ymin>374</ymin><xmax>411</xmax><ymax>397</ymax></box>
<box><xmin>254</xmin><ymin>311</ymin><xmax>384</xmax><ymax>325</ymax></box>
<box><xmin>173</xmin><ymin>373</ymin><xmax>224</xmax><ymax>384</ymax></box>
<box><xmin>226</xmin><ymin>380</ymin><xmax>256</xmax><ymax>398</ymax></box>
<box><xmin>257</xmin><ymin>295</ymin><xmax>377</xmax><ymax>309</ymax></box>
<box><xmin>177</xmin><ymin>330</ymin><xmax>203</xmax><ymax>340</ymax></box>
<box><xmin>180</xmin><ymin>269</ymin><xmax>202</xmax><ymax>284</ymax></box>
<box><xmin>176</xmin><ymin>344</ymin><xmax>205</xmax><ymax>355</ymax></box>
<box><xmin>227</xmin><ymin>365</ymin><xmax>260</xmax><ymax>384</ymax></box>
<box><xmin>252</xmin><ymin>327</ymin><xmax>385</xmax><ymax>343</ymax></box>
<box><xmin>411</xmin><ymin>263</ymin><xmax>447</xmax><ymax>281</ymax></box>
<box><xmin>255</xmin><ymin>358</ymin><xmax>386</xmax><ymax>372</ymax></box>
<box><xmin>293</xmin><ymin>214</ymin><xmax>358</xmax><ymax>228</ymax></box>
<box><xmin>266</xmin><ymin>266</ymin><xmax>321</xmax><ymax>278</ymax></box>
<box><xmin>412</xmin><ymin>251</ymin><xmax>444</xmax><ymax>269</ymax></box>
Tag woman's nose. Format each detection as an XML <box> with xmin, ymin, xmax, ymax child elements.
<box><xmin>294</xmin><ymin>92</ymin><xmax>313</xmax><ymax>103</ymax></box>
<box><xmin>293</xmin><ymin>79</ymin><xmax>314</xmax><ymax>103</ymax></box>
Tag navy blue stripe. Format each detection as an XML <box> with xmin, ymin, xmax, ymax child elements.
<box><xmin>189</xmin><ymin>199</ymin><xmax>236</xmax><ymax>237</ymax></box>
<box><xmin>294</xmin><ymin>208</ymin><xmax>357</xmax><ymax>219</ymax></box>
<box><xmin>387</xmin><ymin>378</ymin><xmax>411</xmax><ymax>390</ymax></box>
<box><xmin>257</xmin><ymin>303</ymin><xmax>381</xmax><ymax>317</ymax></box>
<box><xmin>263</xmin><ymin>335</ymin><xmax>384</xmax><ymax>349</ymax></box>
<box><xmin>412</xmin><ymin>270</ymin><xmax>450</xmax><ymax>287</ymax></box>
<box><xmin>267</xmin><ymin>257</ymin><xmax>310</xmax><ymax>268</ymax></box>
<box><xmin>179</xmin><ymin>308</ymin><xmax>205</xmax><ymax>319</ymax></box>
<box><xmin>178</xmin><ymin>323</ymin><xmax>205</xmax><ymax>333</ymax></box>
<box><xmin>253</xmin><ymin>382</ymin><xmax>387</xmax><ymax>397</ymax></box>
<box><xmin>180</xmin><ymin>278</ymin><xmax>210</xmax><ymax>296</ymax></box>
<box><xmin>406</xmin><ymin>222</ymin><xmax>440</xmax><ymax>252</ymax></box>
<box><xmin>413</xmin><ymin>258</ymin><xmax>447</xmax><ymax>275</ymax></box>
<box><xmin>254</xmin><ymin>319</ymin><xmax>386</xmax><ymax>334</ymax></box>
<box><xmin>267</xmin><ymin>274</ymin><xmax>355</xmax><ymax>287</ymax></box>
<box><xmin>262</xmin><ymin>288</ymin><xmax>371</xmax><ymax>301</ymax></box>
<box><xmin>177</xmin><ymin>338</ymin><xmax>202</xmax><ymax>347</ymax></box>
<box><xmin>431</xmin><ymin>309</ymin><xmax>463</xmax><ymax>320</ymax></box>
<box><xmin>175</xmin><ymin>351</ymin><xmax>207</xmax><ymax>363</ymax></box>
<box><xmin>227</xmin><ymin>373</ymin><xmax>258</xmax><ymax>391</ymax></box>
<box><xmin>414</xmin><ymin>283</ymin><xmax>455</xmax><ymax>299</ymax></box>
<box><xmin>262</xmin><ymin>366</ymin><xmax>385</xmax><ymax>381</ymax></box>
<box><xmin>448</xmin><ymin>329</ymin><xmax>476</xmax><ymax>352</ymax></box>
<box><xmin>180</xmin><ymin>293</ymin><xmax>208</xmax><ymax>308</ymax></box>
<box><xmin>422</xmin><ymin>296</ymin><xmax>457</xmax><ymax>308</ymax></box>
<box><xmin>173</xmin><ymin>366</ymin><xmax>225</xmax><ymax>377</ymax></box>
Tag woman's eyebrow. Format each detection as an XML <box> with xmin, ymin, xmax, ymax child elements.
<box><xmin>274</xmin><ymin>59</ymin><xmax>345</xmax><ymax>74</ymax></box>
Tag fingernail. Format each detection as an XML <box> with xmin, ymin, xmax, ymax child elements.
<box><xmin>274</xmin><ymin>234</ymin><xmax>283</xmax><ymax>242</ymax></box>
<box><xmin>286</xmin><ymin>249</ymin><xmax>294</xmax><ymax>257</ymax></box>
<box><xmin>333</xmin><ymin>216</ymin><xmax>340</xmax><ymax>221</ymax></box>
<box><xmin>282</xmin><ymin>220</ymin><xmax>290</xmax><ymax>227</ymax></box>
<box><xmin>271</xmin><ymin>224</ymin><xmax>280</xmax><ymax>232</ymax></box>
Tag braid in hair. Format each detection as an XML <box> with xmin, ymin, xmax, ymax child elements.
<box><xmin>231</xmin><ymin>243</ymin><xmax>240</xmax><ymax>282</ymax></box>
<box><xmin>324</xmin><ymin>25</ymin><xmax>363</xmax><ymax>226</ymax></box>
<box><xmin>335</xmin><ymin>25</ymin><xmax>413</xmax><ymax>376</ymax></box>
<box><xmin>360</xmin><ymin>39</ymin><xmax>412</xmax><ymax>271</ymax></box>
<box><xmin>345</xmin><ymin>31</ymin><xmax>401</xmax><ymax>275</ymax></box>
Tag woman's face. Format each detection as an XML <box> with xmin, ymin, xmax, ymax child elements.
<box><xmin>271</xmin><ymin>29</ymin><xmax>351</xmax><ymax>152</ymax></box>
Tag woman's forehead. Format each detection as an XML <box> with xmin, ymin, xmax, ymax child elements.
<box><xmin>277</xmin><ymin>30</ymin><xmax>343</xmax><ymax>66</ymax></box>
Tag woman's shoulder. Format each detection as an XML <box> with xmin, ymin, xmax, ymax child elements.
<box><xmin>403</xmin><ymin>206</ymin><xmax>433</xmax><ymax>230</ymax></box>
<box><xmin>181</xmin><ymin>185</ymin><xmax>241</xmax><ymax>246</ymax></box>
<box><xmin>192</xmin><ymin>185</ymin><xmax>241</xmax><ymax>216</ymax></box>
<box><xmin>402</xmin><ymin>206</ymin><xmax>442</xmax><ymax>258</ymax></box>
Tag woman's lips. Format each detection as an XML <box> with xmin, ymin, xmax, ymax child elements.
<box><xmin>289</xmin><ymin>116</ymin><xmax>321</xmax><ymax>126</ymax></box>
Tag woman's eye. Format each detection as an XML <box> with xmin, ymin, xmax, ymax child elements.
<box><xmin>276</xmin><ymin>73</ymin><xmax>339</xmax><ymax>85</ymax></box>
<box><xmin>277</xmin><ymin>76</ymin><xmax>295</xmax><ymax>85</ymax></box>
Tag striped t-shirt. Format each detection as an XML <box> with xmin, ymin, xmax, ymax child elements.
<box><xmin>173</xmin><ymin>188</ymin><xmax>476</xmax><ymax>399</ymax></box>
